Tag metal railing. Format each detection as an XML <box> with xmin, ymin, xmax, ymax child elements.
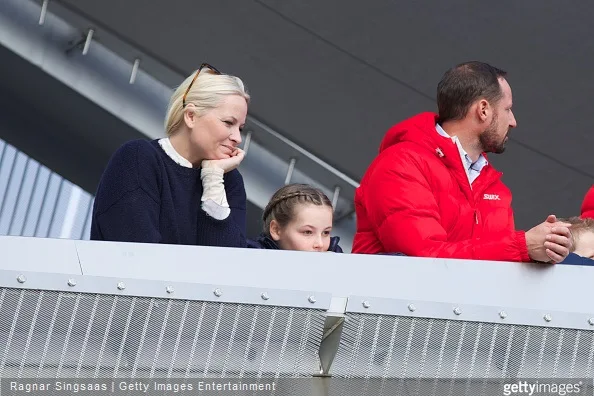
<box><xmin>0</xmin><ymin>236</ymin><xmax>593</xmax><ymax>395</ymax></box>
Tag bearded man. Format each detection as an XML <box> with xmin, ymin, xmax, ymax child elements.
<box><xmin>353</xmin><ymin>61</ymin><xmax>571</xmax><ymax>263</ymax></box>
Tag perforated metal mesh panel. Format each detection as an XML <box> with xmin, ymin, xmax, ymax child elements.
<box><xmin>0</xmin><ymin>288</ymin><xmax>325</xmax><ymax>378</ymax></box>
<box><xmin>332</xmin><ymin>313</ymin><xmax>594</xmax><ymax>379</ymax></box>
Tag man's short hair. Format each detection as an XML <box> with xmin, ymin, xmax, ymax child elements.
<box><xmin>437</xmin><ymin>61</ymin><xmax>507</xmax><ymax>123</ymax></box>
<box><xmin>558</xmin><ymin>216</ymin><xmax>594</xmax><ymax>252</ymax></box>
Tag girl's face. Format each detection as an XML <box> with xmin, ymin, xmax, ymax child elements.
<box><xmin>270</xmin><ymin>204</ymin><xmax>333</xmax><ymax>252</ymax></box>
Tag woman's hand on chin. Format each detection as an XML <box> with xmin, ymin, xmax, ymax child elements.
<box><xmin>202</xmin><ymin>148</ymin><xmax>245</xmax><ymax>173</ymax></box>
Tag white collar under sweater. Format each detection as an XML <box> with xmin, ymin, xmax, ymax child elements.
<box><xmin>157</xmin><ymin>137</ymin><xmax>230</xmax><ymax>220</ymax></box>
<box><xmin>158</xmin><ymin>138</ymin><xmax>193</xmax><ymax>168</ymax></box>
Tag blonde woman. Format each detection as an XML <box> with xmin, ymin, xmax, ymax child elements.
<box><xmin>91</xmin><ymin>63</ymin><xmax>250</xmax><ymax>247</ymax></box>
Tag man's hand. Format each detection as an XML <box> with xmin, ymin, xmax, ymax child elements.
<box><xmin>202</xmin><ymin>148</ymin><xmax>245</xmax><ymax>173</ymax></box>
<box><xmin>526</xmin><ymin>214</ymin><xmax>573</xmax><ymax>263</ymax></box>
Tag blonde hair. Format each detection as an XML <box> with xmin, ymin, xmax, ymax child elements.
<box><xmin>165</xmin><ymin>68</ymin><xmax>250</xmax><ymax>137</ymax></box>
<box><xmin>262</xmin><ymin>184</ymin><xmax>333</xmax><ymax>236</ymax></box>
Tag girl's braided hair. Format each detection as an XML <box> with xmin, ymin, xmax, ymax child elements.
<box><xmin>262</xmin><ymin>184</ymin><xmax>333</xmax><ymax>235</ymax></box>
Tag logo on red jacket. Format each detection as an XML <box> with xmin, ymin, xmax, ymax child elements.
<box><xmin>483</xmin><ymin>194</ymin><xmax>501</xmax><ymax>200</ymax></box>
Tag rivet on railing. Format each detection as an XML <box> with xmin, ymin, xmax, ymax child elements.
<box><xmin>543</xmin><ymin>314</ymin><xmax>552</xmax><ymax>322</ymax></box>
<box><xmin>407</xmin><ymin>304</ymin><xmax>416</xmax><ymax>312</ymax></box>
<box><xmin>261</xmin><ymin>292</ymin><xmax>270</xmax><ymax>301</ymax></box>
<box><xmin>362</xmin><ymin>300</ymin><xmax>371</xmax><ymax>309</ymax></box>
<box><xmin>39</xmin><ymin>0</ymin><xmax>49</xmax><ymax>25</ymax></box>
<box><xmin>588</xmin><ymin>318</ymin><xmax>594</xmax><ymax>326</ymax></box>
<box><xmin>16</xmin><ymin>274</ymin><xmax>26</xmax><ymax>284</ymax></box>
<box><xmin>117</xmin><ymin>282</ymin><xmax>126</xmax><ymax>291</ymax></box>
<box><xmin>453</xmin><ymin>307</ymin><xmax>462</xmax><ymax>316</ymax></box>
<box><xmin>165</xmin><ymin>286</ymin><xmax>174</xmax><ymax>294</ymax></box>
<box><xmin>67</xmin><ymin>278</ymin><xmax>77</xmax><ymax>287</ymax></box>
<box><xmin>213</xmin><ymin>288</ymin><xmax>222</xmax><ymax>297</ymax></box>
<box><xmin>308</xmin><ymin>295</ymin><xmax>316</xmax><ymax>304</ymax></box>
<box><xmin>499</xmin><ymin>311</ymin><xmax>507</xmax><ymax>319</ymax></box>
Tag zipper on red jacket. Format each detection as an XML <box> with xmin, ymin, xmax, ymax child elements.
<box><xmin>474</xmin><ymin>210</ymin><xmax>478</xmax><ymax>224</ymax></box>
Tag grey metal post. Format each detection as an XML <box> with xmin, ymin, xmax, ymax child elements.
<box><xmin>331</xmin><ymin>186</ymin><xmax>341</xmax><ymax>212</ymax></box>
<box><xmin>82</xmin><ymin>29</ymin><xmax>94</xmax><ymax>55</ymax></box>
<box><xmin>242</xmin><ymin>131</ymin><xmax>253</xmax><ymax>156</ymax></box>
<box><xmin>284</xmin><ymin>158</ymin><xmax>297</xmax><ymax>185</ymax></box>
<box><xmin>38</xmin><ymin>0</ymin><xmax>49</xmax><ymax>25</ymax></box>
<box><xmin>129</xmin><ymin>59</ymin><xmax>140</xmax><ymax>84</ymax></box>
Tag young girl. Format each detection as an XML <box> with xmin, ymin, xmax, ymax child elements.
<box><xmin>248</xmin><ymin>184</ymin><xmax>343</xmax><ymax>252</ymax></box>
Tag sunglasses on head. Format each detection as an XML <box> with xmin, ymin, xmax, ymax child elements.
<box><xmin>182</xmin><ymin>62</ymin><xmax>222</xmax><ymax>108</ymax></box>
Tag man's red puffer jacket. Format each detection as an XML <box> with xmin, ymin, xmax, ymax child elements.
<box><xmin>352</xmin><ymin>112</ymin><xmax>530</xmax><ymax>262</ymax></box>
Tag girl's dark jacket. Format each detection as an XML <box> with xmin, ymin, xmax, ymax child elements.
<box><xmin>247</xmin><ymin>234</ymin><xmax>343</xmax><ymax>252</ymax></box>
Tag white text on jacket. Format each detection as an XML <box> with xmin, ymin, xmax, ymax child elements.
<box><xmin>483</xmin><ymin>194</ymin><xmax>501</xmax><ymax>200</ymax></box>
